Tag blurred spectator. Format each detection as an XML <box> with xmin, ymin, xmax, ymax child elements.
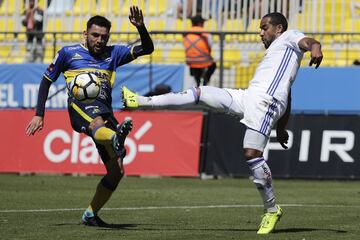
<box><xmin>183</xmin><ymin>15</ymin><xmax>216</xmax><ymax>87</ymax></box>
<box><xmin>21</xmin><ymin>0</ymin><xmax>44</xmax><ymax>63</ymax></box>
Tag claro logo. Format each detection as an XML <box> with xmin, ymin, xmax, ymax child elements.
<box><xmin>43</xmin><ymin>121</ymin><xmax>154</xmax><ymax>165</ymax></box>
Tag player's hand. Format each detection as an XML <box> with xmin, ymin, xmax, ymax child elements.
<box><xmin>25</xmin><ymin>116</ymin><xmax>44</xmax><ymax>136</ymax></box>
<box><xmin>129</xmin><ymin>6</ymin><xmax>144</xmax><ymax>27</ymax></box>
<box><xmin>276</xmin><ymin>128</ymin><xmax>289</xmax><ymax>149</ymax></box>
<box><xmin>309</xmin><ymin>44</ymin><xmax>323</xmax><ymax>69</ymax></box>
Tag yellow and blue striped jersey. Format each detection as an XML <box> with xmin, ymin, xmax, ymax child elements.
<box><xmin>44</xmin><ymin>43</ymin><xmax>135</xmax><ymax>105</ymax></box>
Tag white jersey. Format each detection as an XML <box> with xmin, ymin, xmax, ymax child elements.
<box><xmin>248</xmin><ymin>29</ymin><xmax>306</xmax><ymax>104</ymax></box>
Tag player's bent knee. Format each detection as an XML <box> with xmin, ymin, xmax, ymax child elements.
<box><xmin>243</xmin><ymin>148</ymin><xmax>262</xmax><ymax>160</ymax></box>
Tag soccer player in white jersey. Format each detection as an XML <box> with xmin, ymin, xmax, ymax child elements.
<box><xmin>122</xmin><ymin>12</ymin><xmax>323</xmax><ymax>234</ymax></box>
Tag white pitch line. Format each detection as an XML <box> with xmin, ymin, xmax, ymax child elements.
<box><xmin>1</xmin><ymin>203</ymin><xmax>360</xmax><ymax>214</ymax></box>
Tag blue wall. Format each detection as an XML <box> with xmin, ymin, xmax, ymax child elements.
<box><xmin>292</xmin><ymin>67</ymin><xmax>360</xmax><ymax>114</ymax></box>
<box><xmin>1</xmin><ymin>64</ymin><xmax>359</xmax><ymax>114</ymax></box>
<box><xmin>0</xmin><ymin>64</ymin><xmax>184</xmax><ymax>110</ymax></box>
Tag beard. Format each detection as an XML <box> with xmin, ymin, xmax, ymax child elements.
<box><xmin>86</xmin><ymin>40</ymin><xmax>104</xmax><ymax>57</ymax></box>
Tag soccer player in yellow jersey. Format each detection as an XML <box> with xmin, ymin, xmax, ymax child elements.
<box><xmin>26</xmin><ymin>6</ymin><xmax>154</xmax><ymax>226</ymax></box>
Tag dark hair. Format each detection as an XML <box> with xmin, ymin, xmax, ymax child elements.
<box><xmin>191</xmin><ymin>15</ymin><xmax>206</xmax><ymax>25</ymax></box>
<box><xmin>262</xmin><ymin>12</ymin><xmax>288</xmax><ymax>32</ymax></box>
<box><xmin>87</xmin><ymin>15</ymin><xmax>112</xmax><ymax>31</ymax></box>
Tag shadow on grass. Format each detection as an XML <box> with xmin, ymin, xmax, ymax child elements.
<box><xmin>275</xmin><ymin>228</ymin><xmax>347</xmax><ymax>234</ymax></box>
<box><xmin>50</xmin><ymin>223</ymin><xmax>138</xmax><ymax>230</ymax></box>
<box><xmin>101</xmin><ymin>226</ymin><xmax>348</xmax><ymax>234</ymax></box>
<box><xmin>50</xmin><ymin>223</ymin><xmax>347</xmax><ymax>234</ymax></box>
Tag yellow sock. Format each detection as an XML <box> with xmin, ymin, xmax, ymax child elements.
<box><xmin>92</xmin><ymin>126</ymin><xmax>115</xmax><ymax>145</ymax></box>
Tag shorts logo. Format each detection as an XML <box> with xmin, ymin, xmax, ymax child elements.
<box><xmin>92</xmin><ymin>108</ymin><xmax>100</xmax><ymax>114</ymax></box>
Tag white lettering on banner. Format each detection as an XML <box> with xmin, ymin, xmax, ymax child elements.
<box><xmin>123</xmin><ymin>138</ymin><xmax>136</xmax><ymax>165</ymax></box>
<box><xmin>264</xmin><ymin>129</ymin><xmax>355</xmax><ymax>163</ymax></box>
<box><xmin>44</xmin><ymin>121</ymin><xmax>155</xmax><ymax>165</ymax></box>
<box><xmin>79</xmin><ymin>136</ymin><xmax>99</xmax><ymax>164</ymax></box>
<box><xmin>23</xmin><ymin>84</ymin><xmax>67</xmax><ymax>108</ymax></box>
<box><xmin>46</xmin><ymin>84</ymin><xmax>67</xmax><ymax>108</ymax></box>
<box><xmin>23</xmin><ymin>84</ymin><xmax>38</xmax><ymax>107</ymax></box>
<box><xmin>45</xmin><ymin>130</ymin><xmax>100</xmax><ymax>164</ymax></box>
<box><xmin>70</xmin><ymin>131</ymin><xmax>80</xmax><ymax>164</ymax></box>
<box><xmin>320</xmin><ymin>130</ymin><xmax>354</xmax><ymax>163</ymax></box>
<box><xmin>299</xmin><ymin>130</ymin><xmax>311</xmax><ymax>162</ymax></box>
<box><xmin>0</xmin><ymin>84</ymin><xmax>19</xmax><ymax>107</ymax></box>
<box><xmin>123</xmin><ymin>120</ymin><xmax>155</xmax><ymax>165</ymax></box>
<box><xmin>44</xmin><ymin>129</ymin><xmax>71</xmax><ymax>163</ymax></box>
<box><xmin>263</xmin><ymin>130</ymin><xmax>293</xmax><ymax>160</ymax></box>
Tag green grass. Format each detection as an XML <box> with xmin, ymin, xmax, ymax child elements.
<box><xmin>0</xmin><ymin>174</ymin><xmax>359</xmax><ymax>240</ymax></box>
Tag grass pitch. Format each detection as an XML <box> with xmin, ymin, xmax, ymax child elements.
<box><xmin>0</xmin><ymin>174</ymin><xmax>359</xmax><ymax>240</ymax></box>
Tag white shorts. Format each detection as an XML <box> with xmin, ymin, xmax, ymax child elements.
<box><xmin>199</xmin><ymin>86</ymin><xmax>287</xmax><ymax>137</ymax></box>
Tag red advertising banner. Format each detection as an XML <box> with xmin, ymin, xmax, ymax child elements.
<box><xmin>1</xmin><ymin>110</ymin><xmax>203</xmax><ymax>177</ymax></box>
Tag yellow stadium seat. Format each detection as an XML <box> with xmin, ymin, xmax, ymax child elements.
<box><xmin>97</xmin><ymin>0</ymin><xmax>111</xmax><ymax>15</ymax></box>
<box><xmin>121</xmin><ymin>0</ymin><xmax>132</xmax><ymax>16</ymax></box>
<box><xmin>73</xmin><ymin>0</ymin><xmax>97</xmax><ymax>16</ymax></box>
<box><xmin>235</xmin><ymin>65</ymin><xmax>253</xmax><ymax>89</ymax></box>
<box><xmin>175</xmin><ymin>19</ymin><xmax>192</xmax><ymax>31</ymax></box>
<box><xmin>45</xmin><ymin>18</ymin><xmax>64</xmax><ymax>41</ymax></box>
<box><xmin>0</xmin><ymin>0</ymin><xmax>17</xmax><ymax>16</ymax></box>
<box><xmin>319</xmin><ymin>49</ymin><xmax>337</xmax><ymax>67</ymax></box>
<box><xmin>246</xmin><ymin>19</ymin><xmax>260</xmax><ymax>32</ymax></box>
<box><xmin>69</xmin><ymin>18</ymin><xmax>86</xmax><ymax>42</ymax></box>
<box><xmin>223</xmin><ymin>49</ymin><xmax>241</xmax><ymax>68</ymax></box>
<box><xmin>168</xmin><ymin>47</ymin><xmax>185</xmax><ymax>63</ymax></box>
<box><xmin>148</xmin><ymin>0</ymin><xmax>167</xmax><ymax>16</ymax></box>
<box><xmin>205</xmin><ymin>19</ymin><xmax>218</xmax><ymax>31</ymax></box>
<box><xmin>0</xmin><ymin>45</ymin><xmax>11</xmax><ymax>58</ymax></box>
<box><xmin>338</xmin><ymin>49</ymin><xmax>360</xmax><ymax>66</ymax></box>
<box><xmin>223</xmin><ymin>19</ymin><xmax>245</xmax><ymax>42</ymax></box>
<box><xmin>174</xmin><ymin>19</ymin><xmax>191</xmax><ymax>42</ymax></box>
<box><xmin>0</xmin><ymin>18</ymin><xmax>15</xmax><ymax>40</ymax></box>
<box><xmin>149</xmin><ymin>48</ymin><xmax>164</xmax><ymax>63</ymax></box>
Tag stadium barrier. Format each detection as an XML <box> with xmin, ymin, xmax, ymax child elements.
<box><xmin>3</xmin><ymin>109</ymin><xmax>360</xmax><ymax>179</ymax></box>
<box><xmin>202</xmin><ymin>112</ymin><xmax>360</xmax><ymax>179</ymax></box>
<box><xmin>3</xmin><ymin>110</ymin><xmax>203</xmax><ymax>177</ymax></box>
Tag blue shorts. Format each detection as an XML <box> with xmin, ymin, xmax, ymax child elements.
<box><xmin>67</xmin><ymin>98</ymin><xmax>121</xmax><ymax>163</ymax></box>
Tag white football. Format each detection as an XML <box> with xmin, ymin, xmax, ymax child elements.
<box><xmin>70</xmin><ymin>72</ymin><xmax>100</xmax><ymax>103</ymax></box>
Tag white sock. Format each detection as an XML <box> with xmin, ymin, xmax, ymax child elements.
<box><xmin>137</xmin><ymin>88</ymin><xmax>198</xmax><ymax>107</ymax></box>
<box><xmin>247</xmin><ymin>157</ymin><xmax>277</xmax><ymax>212</ymax></box>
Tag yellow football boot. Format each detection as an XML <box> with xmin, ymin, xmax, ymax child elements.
<box><xmin>257</xmin><ymin>205</ymin><xmax>283</xmax><ymax>234</ymax></box>
<box><xmin>122</xmin><ymin>86</ymin><xmax>139</xmax><ymax>108</ymax></box>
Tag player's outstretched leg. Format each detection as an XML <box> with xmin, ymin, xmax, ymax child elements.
<box><xmin>122</xmin><ymin>86</ymin><xmax>139</xmax><ymax>108</ymax></box>
<box><xmin>257</xmin><ymin>205</ymin><xmax>283</xmax><ymax>234</ymax></box>
<box><xmin>112</xmin><ymin>119</ymin><xmax>133</xmax><ymax>158</ymax></box>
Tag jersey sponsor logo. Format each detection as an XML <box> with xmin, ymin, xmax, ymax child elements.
<box><xmin>71</xmin><ymin>53</ymin><xmax>83</xmax><ymax>60</ymax></box>
<box><xmin>68</xmin><ymin>46</ymin><xmax>81</xmax><ymax>50</ymax></box>
<box><xmin>84</xmin><ymin>105</ymin><xmax>97</xmax><ymax>110</ymax></box>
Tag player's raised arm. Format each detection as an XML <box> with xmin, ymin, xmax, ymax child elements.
<box><xmin>129</xmin><ymin>5</ymin><xmax>154</xmax><ymax>57</ymax></box>
<box><xmin>298</xmin><ymin>37</ymin><xmax>323</xmax><ymax>68</ymax></box>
